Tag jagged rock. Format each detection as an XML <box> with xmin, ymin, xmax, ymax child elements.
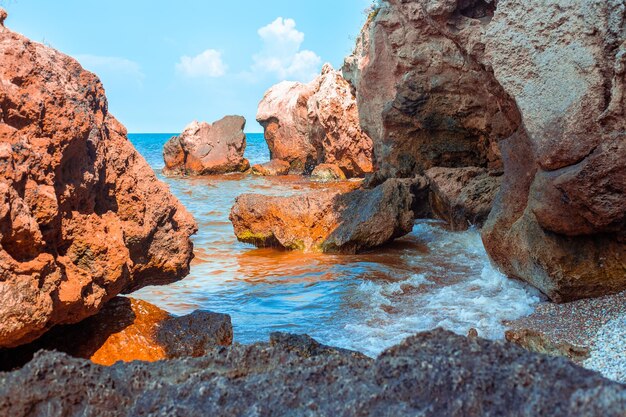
<box><xmin>257</xmin><ymin>64</ymin><xmax>373</xmax><ymax>177</ymax></box>
<box><xmin>163</xmin><ymin>116</ymin><xmax>250</xmax><ymax>176</ymax></box>
<box><xmin>0</xmin><ymin>11</ymin><xmax>196</xmax><ymax>348</ymax></box>
<box><xmin>481</xmin><ymin>0</ymin><xmax>626</xmax><ymax>301</ymax></box>
<box><xmin>251</xmin><ymin>159</ymin><xmax>291</xmax><ymax>176</ymax></box>
<box><xmin>425</xmin><ymin>167</ymin><xmax>501</xmax><ymax>230</ymax></box>
<box><xmin>311</xmin><ymin>163</ymin><xmax>347</xmax><ymax>181</ymax></box>
<box><xmin>0</xmin><ymin>297</ymin><xmax>232</xmax><ymax>370</ymax></box>
<box><xmin>1</xmin><ymin>329</ymin><xmax>625</xmax><ymax>416</ymax></box>
<box><xmin>229</xmin><ymin>179</ymin><xmax>414</xmax><ymax>253</ymax></box>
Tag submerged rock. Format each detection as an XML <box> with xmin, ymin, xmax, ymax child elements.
<box><xmin>0</xmin><ymin>297</ymin><xmax>232</xmax><ymax>369</ymax></box>
<box><xmin>257</xmin><ymin>64</ymin><xmax>373</xmax><ymax>177</ymax></box>
<box><xmin>251</xmin><ymin>159</ymin><xmax>291</xmax><ymax>176</ymax></box>
<box><xmin>230</xmin><ymin>179</ymin><xmax>413</xmax><ymax>253</ymax></box>
<box><xmin>1</xmin><ymin>329</ymin><xmax>625</xmax><ymax>416</ymax></box>
<box><xmin>0</xmin><ymin>10</ymin><xmax>196</xmax><ymax>348</ymax></box>
<box><xmin>163</xmin><ymin>116</ymin><xmax>250</xmax><ymax>176</ymax></box>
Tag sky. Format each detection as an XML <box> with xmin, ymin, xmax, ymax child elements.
<box><xmin>2</xmin><ymin>0</ymin><xmax>373</xmax><ymax>132</ymax></box>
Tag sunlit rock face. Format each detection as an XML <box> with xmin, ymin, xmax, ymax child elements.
<box><xmin>0</xmin><ymin>9</ymin><xmax>197</xmax><ymax>348</ymax></box>
<box><xmin>347</xmin><ymin>0</ymin><xmax>625</xmax><ymax>301</ymax></box>
<box><xmin>257</xmin><ymin>64</ymin><xmax>374</xmax><ymax>178</ymax></box>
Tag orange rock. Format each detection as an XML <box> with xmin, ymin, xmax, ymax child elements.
<box><xmin>251</xmin><ymin>159</ymin><xmax>291</xmax><ymax>176</ymax></box>
<box><xmin>311</xmin><ymin>164</ymin><xmax>347</xmax><ymax>181</ymax></box>
<box><xmin>0</xmin><ymin>10</ymin><xmax>197</xmax><ymax>348</ymax></box>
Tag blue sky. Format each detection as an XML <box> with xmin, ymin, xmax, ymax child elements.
<box><xmin>3</xmin><ymin>0</ymin><xmax>372</xmax><ymax>132</ymax></box>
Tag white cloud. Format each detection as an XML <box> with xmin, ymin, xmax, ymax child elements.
<box><xmin>252</xmin><ymin>17</ymin><xmax>321</xmax><ymax>82</ymax></box>
<box><xmin>176</xmin><ymin>49</ymin><xmax>227</xmax><ymax>78</ymax></box>
<box><xmin>74</xmin><ymin>54</ymin><xmax>144</xmax><ymax>83</ymax></box>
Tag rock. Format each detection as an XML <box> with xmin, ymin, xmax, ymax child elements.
<box><xmin>0</xmin><ymin>297</ymin><xmax>232</xmax><ymax>369</ymax></box>
<box><xmin>505</xmin><ymin>328</ymin><xmax>590</xmax><ymax>364</ymax></box>
<box><xmin>425</xmin><ymin>167</ymin><xmax>501</xmax><ymax>230</ymax></box>
<box><xmin>1</xmin><ymin>329</ymin><xmax>626</xmax><ymax>416</ymax></box>
<box><xmin>345</xmin><ymin>0</ymin><xmax>521</xmax><ymax>180</ymax></box>
<box><xmin>311</xmin><ymin>163</ymin><xmax>346</xmax><ymax>181</ymax></box>
<box><xmin>0</xmin><ymin>17</ymin><xmax>196</xmax><ymax>348</ymax></box>
<box><xmin>230</xmin><ymin>179</ymin><xmax>414</xmax><ymax>253</ymax></box>
<box><xmin>0</xmin><ymin>8</ymin><xmax>6</xmax><ymax>27</ymax></box>
<box><xmin>257</xmin><ymin>64</ymin><xmax>373</xmax><ymax>177</ymax></box>
<box><xmin>163</xmin><ymin>116</ymin><xmax>250</xmax><ymax>176</ymax></box>
<box><xmin>251</xmin><ymin>159</ymin><xmax>291</xmax><ymax>176</ymax></box>
<box><xmin>481</xmin><ymin>0</ymin><xmax>626</xmax><ymax>301</ymax></box>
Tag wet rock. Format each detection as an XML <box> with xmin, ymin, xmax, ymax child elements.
<box><xmin>425</xmin><ymin>167</ymin><xmax>501</xmax><ymax>230</ymax></box>
<box><xmin>230</xmin><ymin>179</ymin><xmax>414</xmax><ymax>253</ymax></box>
<box><xmin>257</xmin><ymin>64</ymin><xmax>373</xmax><ymax>177</ymax></box>
<box><xmin>163</xmin><ymin>116</ymin><xmax>250</xmax><ymax>176</ymax></box>
<box><xmin>0</xmin><ymin>297</ymin><xmax>232</xmax><ymax>369</ymax></box>
<box><xmin>251</xmin><ymin>159</ymin><xmax>291</xmax><ymax>176</ymax></box>
<box><xmin>1</xmin><ymin>329</ymin><xmax>625</xmax><ymax>416</ymax></box>
<box><xmin>311</xmin><ymin>163</ymin><xmax>346</xmax><ymax>181</ymax></box>
<box><xmin>0</xmin><ymin>15</ymin><xmax>196</xmax><ymax>348</ymax></box>
<box><xmin>481</xmin><ymin>0</ymin><xmax>626</xmax><ymax>301</ymax></box>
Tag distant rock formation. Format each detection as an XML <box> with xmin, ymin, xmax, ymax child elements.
<box><xmin>163</xmin><ymin>116</ymin><xmax>249</xmax><ymax>176</ymax></box>
<box><xmin>230</xmin><ymin>179</ymin><xmax>413</xmax><ymax>253</ymax></box>
<box><xmin>257</xmin><ymin>64</ymin><xmax>373</xmax><ymax>178</ymax></box>
<box><xmin>0</xmin><ymin>9</ymin><xmax>197</xmax><ymax>348</ymax></box>
<box><xmin>2</xmin><ymin>329</ymin><xmax>625</xmax><ymax>416</ymax></box>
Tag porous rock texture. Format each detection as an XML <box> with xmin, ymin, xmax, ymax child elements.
<box><xmin>0</xmin><ymin>297</ymin><xmax>233</xmax><ymax>369</ymax></box>
<box><xmin>251</xmin><ymin>159</ymin><xmax>291</xmax><ymax>176</ymax></box>
<box><xmin>163</xmin><ymin>116</ymin><xmax>249</xmax><ymax>175</ymax></box>
<box><xmin>348</xmin><ymin>0</ymin><xmax>625</xmax><ymax>301</ymax></box>
<box><xmin>0</xmin><ymin>11</ymin><xmax>197</xmax><ymax>348</ymax></box>
<box><xmin>1</xmin><ymin>329</ymin><xmax>625</xmax><ymax>417</ymax></box>
<box><xmin>230</xmin><ymin>179</ymin><xmax>414</xmax><ymax>253</ymax></box>
<box><xmin>257</xmin><ymin>64</ymin><xmax>373</xmax><ymax>177</ymax></box>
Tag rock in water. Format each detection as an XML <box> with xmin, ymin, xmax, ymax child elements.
<box><xmin>230</xmin><ymin>179</ymin><xmax>414</xmax><ymax>253</ymax></box>
<box><xmin>251</xmin><ymin>159</ymin><xmax>291</xmax><ymax>176</ymax></box>
<box><xmin>311</xmin><ymin>163</ymin><xmax>347</xmax><ymax>181</ymax></box>
<box><xmin>257</xmin><ymin>64</ymin><xmax>374</xmax><ymax>177</ymax></box>
<box><xmin>163</xmin><ymin>116</ymin><xmax>250</xmax><ymax>176</ymax></box>
<box><xmin>0</xmin><ymin>11</ymin><xmax>197</xmax><ymax>348</ymax></box>
<box><xmin>1</xmin><ymin>329</ymin><xmax>625</xmax><ymax>416</ymax></box>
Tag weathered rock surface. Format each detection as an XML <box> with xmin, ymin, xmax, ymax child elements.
<box><xmin>481</xmin><ymin>0</ymin><xmax>626</xmax><ymax>301</ymax></box>
<box><xmin>0</xmin><ymin>11</ymin><xmax>196</xmax><ymax>348</ymax></box>
<box><xmin>2</xmin><ymin>329</ymin><xmax>626</xmax><ymax>416</ymax></box>
<box><xmin>163</xmin><ymin>116</ymin><xmax>249</xmax><ymax>176</ymax></box>
<box><xmin>425</xmin><ymin>167</ymin><xmax>501</xmax><ymax>230</ymax></box>
<box><xmin>251</xmin><ymin>159</ymin><xmax>291</xmax><ymax>176</ymax></box>
<box><xmin>257</xmin><ymin>64</ymin><xmax>373</xmax><ymax>177</ymax></box>
<box><xmin>230</xmin><ymin>179</ymin><xmax>413</xmax><ymax>253</ymax></box>
<box><xmin>345</xmin><ymin>0</ymin><xmax>520</xmax><ymax>180</ymax></box>
<box><xmin>311</xmin><ymin>163</ymin><xmax>347</xmax><ymax>181</ymax></box>
<box><xmin>0</xmin><ymin>297</ymin><xmax>232</xmax><ymax>369</ymax></box>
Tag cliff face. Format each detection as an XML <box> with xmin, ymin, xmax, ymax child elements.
<box><xmin>0</xmin><ymin>12</ymin><xmax>197</xmax><ymax>347</ymax></box>
<box><xmin>348</xmin><ymin>0</ymin><xmax>625</xmax><ymax>301</ymax></box>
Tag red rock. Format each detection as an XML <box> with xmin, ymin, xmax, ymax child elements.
<box><xmin>251</xmin><ymin>159</ymin><xmax>291</xmax><ymax>176</ymax></box>
<box><xmin>257</xmin><ymin>64</ymin><xmax>373</xmax><ymax>177</ymax></box>
<box><xmin>229</xmin><ymin>179</ymin><xmax>414</xmax><ymax>253</ymax></box>
<box><xmin>163</xmin><ymin>116</ymin><xmax>250</xmax><ymax>176</ymax></box>
<box><xmin>0</xmin><ymin>12</ymin><xmax>197</xmax><ymax>348</ymax></box>
<box><xmin>311</xmin><ymin>164</ymin><xmax>347</xmax><ymax>181</ymax></box>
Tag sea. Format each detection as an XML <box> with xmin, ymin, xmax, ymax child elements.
<box><xmin>129</xmin><ymin>133</ymin><xmax>541</xmax><ymax>357</ymax></box>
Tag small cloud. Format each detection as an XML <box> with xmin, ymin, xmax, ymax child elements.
<box><xmin>176</xmin><ymin>49</ymin><xmax>227</xmax><ymax>78</ymax></box>
<box><xmin>252</xmin><ymin>17</ymin><xmax>321</xmax><ymax>82</ymax></box>
<box><xmin>74</xmin><ymin>54</ymin><xmax>144</xmax><ymax>83</ymax></box>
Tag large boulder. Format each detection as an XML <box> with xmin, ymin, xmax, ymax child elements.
<box><xmin>481</xmin><ymin>0</ymin><xmax>626</xmax><ymax>301</ymax></box>
<box><xmin>257</xmin><ymin>64</ymin><xmax>374</xmax><ymax>177</ymax></box>
<box><xmin>0</xmin><ymin>11</ymin><xmax>197</xmax><ymax>348</ymax></box>
<box><xmin>1</xmin><ymin>329</ymin><xmax>625</xmax><ymax>416</ymax></box>
<box><xmin>230</xmin><ymin>179</ymin><xmax>414</xmax><ymax>253</ymax></box>
<box><xmin>163</xmin><ymin>116</ymin><xmax>250</xmax><ymax>176</ymax></box>
<box><xmin>0</xmin><ymin>297</ymin><xmax>233</xmax><ymax>369</ymax></box>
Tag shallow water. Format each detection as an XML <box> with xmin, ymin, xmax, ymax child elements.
<box><xmin>130</xmin><ymin>133</ymin><xmax>541</xmax><ymax>357</ymax></box>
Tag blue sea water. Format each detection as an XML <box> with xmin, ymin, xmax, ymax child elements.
<box><xmin>129</xmin><ymin>133</ymin><xmax>540</xmax><ymax>357</ymax></box>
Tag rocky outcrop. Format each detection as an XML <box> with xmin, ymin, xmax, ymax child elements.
<box><xmin>163</xmin><ymin>116</ymin><xmax>249</xmax><ymax>176</ymax></box>
<box><xmin>251</xmin><ymin>159</ymin><xmax>291</xmax><ymax>176</ymax></box>
<box><xmin>0</xmin><ymin>11</ymin><xmax>196</xmax><ymax>348</ymax></box>
<box><xmin>0</xmin><ymin>297</ymin><xmax>232</xmax><ymax>369</ymax></box>
<box><xmin>2</xmin><ymin>329</ymin><xmax>626</xmax><ymax>416</ymax></box>
<box><xmin>257</xmin><ymin>64</ymin><xmax>373</xmax><ymax>177</ymax></box>
<box><xmin>425</xmin><ymin>167</ymin><xmax>501</xmax><ymax>230</ymax></box>
<box><xmin>230</xmin><ymin>179</ymin><xmax>414</xmax><ymax>253</ymax></box>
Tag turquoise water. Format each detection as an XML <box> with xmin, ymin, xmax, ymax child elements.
<box><xmin>129</xmin><ymin>133</ymin><xmax>540</xmax><ymax>356</ymax></box>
